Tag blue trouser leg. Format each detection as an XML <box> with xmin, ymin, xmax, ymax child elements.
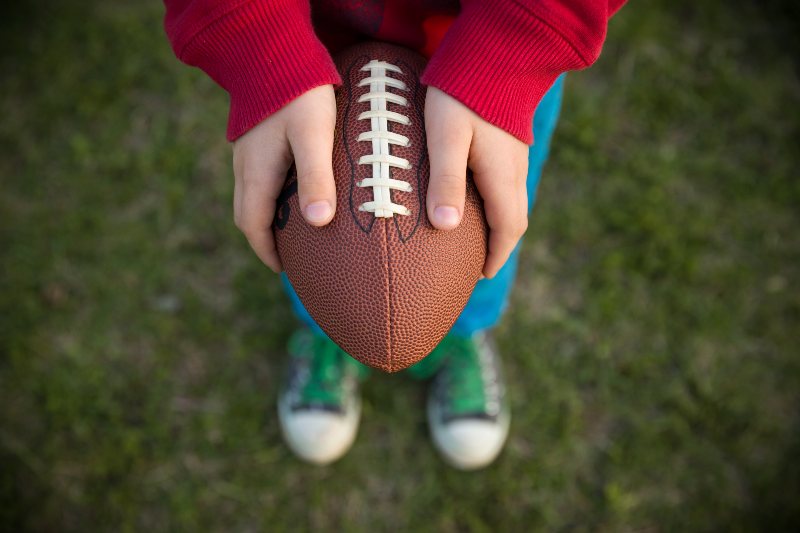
<box><xmin>281</xmin><ymin>75</ymin><xmax>566</xmax><ymax>338</ymax></box>
<box><xmin>281</xmin><ymin>275</ymin><xmax>326</xmax><ymax>337</ymax></box>
<box><xmin>449</xmin><ymin>74</ymin><xmax>565</xmax><ymax>335</ymax></box>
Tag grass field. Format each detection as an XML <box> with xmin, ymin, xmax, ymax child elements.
<box><xmin>1</xmin><ymin>1</ymin><xmax>799</xmax><ymax>531</ymax></box>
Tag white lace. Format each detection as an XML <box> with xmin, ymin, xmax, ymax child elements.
<box><xmin>356</xmin><ymin>60</ymin><xmax>412</xmax><ymax>218</ymax></box>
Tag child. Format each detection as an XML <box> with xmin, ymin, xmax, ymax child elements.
<box><xmin>164</xmin><ymin>0</ymin><xmax>625</xmax><ymax>470</ymax></box>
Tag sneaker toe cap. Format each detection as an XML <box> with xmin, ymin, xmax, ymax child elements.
<box><xmin>280</xmin><ymin>410</ymin><xmax>357</xmax><ymax>465</ymax></box>
<box><xmin>432</xmin><ymin>418</ymin><xmax>509</xmax><ymax>470</ymax></box>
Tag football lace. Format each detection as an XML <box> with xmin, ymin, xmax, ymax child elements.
<box><xmin>356</xmin><ymin>60</ymin><xmax>412</xmax><ymax>218</ymax></box>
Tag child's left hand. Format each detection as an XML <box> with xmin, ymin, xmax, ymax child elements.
<box><xmin>424</xmin><ymin>87</ymin><xmax>530</xmax><ymax>279</ymax></box>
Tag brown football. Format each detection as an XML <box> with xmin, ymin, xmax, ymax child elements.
<box><xmin>274</xmin><ymin>41</ymin><xmax>487</xmax><ymax>372</ymax></box>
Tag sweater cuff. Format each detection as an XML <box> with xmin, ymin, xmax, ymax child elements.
<box><xmin>176</xmin><ymin>0</ymin><xmax>341</xmax><ymax>141</ymax></box>
<box><xmin>421</xmin><ymin>0</ymin><xmax>585</xmax><ymax>145</ymax></box>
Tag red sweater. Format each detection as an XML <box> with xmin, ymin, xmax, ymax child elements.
<box><xmin>164</xmin><ymin>0</ymin><xmax>625</xmax><ymax>144</ymax></box>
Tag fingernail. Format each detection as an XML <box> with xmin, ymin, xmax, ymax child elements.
<box><xmin>305</xmin><ymin>201</ymin><xmax>332</xmax><ymax>224</ymax></box>
<box><xmin>434</xmin><ymin>206</ymin><xmax>459</xmax><ymax>228</ymax></box>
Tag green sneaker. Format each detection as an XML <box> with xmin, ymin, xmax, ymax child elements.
<box><xmin>427</xmin><ymin>332</ymin><xmax>510</xmax><ymax>470</ymax></box>
<box><xmin>278</xmin><ymin>328</ymin><xmax>369</xmax><ymax>465</ymax></box>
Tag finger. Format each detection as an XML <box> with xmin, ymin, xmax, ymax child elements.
<box><xmin>473</xmin><ymin>165</ymin><xmax>528</xmax><ymax>279</ymax></box>
<box><xmin>486</xmin><ymin>207</ymin><xmax>529</xmax><ymax>279</ymax></box>
<box><xmin>425</xmin><ymin>91</ymin><xmax>472</xmax><ymax>230</ymax></box>
<box><xmin>482</xmin><ymin>203</ymin><xmax>528</xmax><ymax>278</ymax></box>
<box><xmin>236</xmin><ymin>170</ymin><xmax>285</xmax><ymax>273</ymax></box>
<box><xmin>286</xmin><ymin>94</ymin><xmax>337</xmax><ymax>227</ymax></box>
<box><xmin>232</xmin><ymin>125</ymin><xmax>291</xmax><ymax>229</ymax></box>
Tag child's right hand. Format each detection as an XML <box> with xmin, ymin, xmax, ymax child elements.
<box><xmin>232</xmin><ymin>85</ymin><xmax>337</xmax><ymax>273</ymax></box>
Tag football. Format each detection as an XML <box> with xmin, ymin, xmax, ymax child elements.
<box><xmin>274</xmin><ymin>41</ymin><xmax>487</xmax><ymax>372</ymax></box>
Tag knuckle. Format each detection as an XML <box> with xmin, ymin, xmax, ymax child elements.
<box><xmin>240</xmin><ymin>224</ymin><xmax>257</xmax><ymax>239</ymax></box>
<box><xmin>500</xmin><ymin>219</ymin><xmax>527</xmax><ymax>239</ymax></box>
<box><xmin>432</xmin><ymin>173</ymin><xmax>464</xmax><ymax>186</ymax></box>
<box><xmin>430</xmin><ymin>173</ymin><xmax>465</xmax><ymax>198</ymax></box>
<box><xmin>237</xmin><ymin>217</ymin><xmax>262</xmax><ymax>238</ymax></box>
<box><xmin>495</xmin><ymin>220</ymin><xmax>525</xmax><ymax>241</ymax></box>
<box><xmin>297</xmin><ymin>168</ymin><xmax>333</xmax><ymax>188</ymax></box>
<box><xmin>435</xmin><ymin>129</ymin><xmax>468</xmax><ymax>147</ymax></box>
<box><xmin>518</xmin><ymin>217</ymin><xmax>529</xmax><ymax>235</ymax></box>
<box><xmin>233</xmin><ymin>209</ymin><xmax>248</xmax><ymax>230</ymax></box>
<box><xmin>240</xmin><ymin>171</ymin><xmax>265</xmax><ymax>188</ymax></box>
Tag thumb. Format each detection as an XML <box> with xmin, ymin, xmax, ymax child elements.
<box><xmin>425</xmin><ymin>88</ymin><xmax>471</xmax><ymax>230</ymax></box>
<box><xmin>286</xmin><ymin>91</ymin><xmax>337</xmax><ymax>227</ymax></box>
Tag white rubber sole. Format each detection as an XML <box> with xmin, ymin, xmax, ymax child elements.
<box><xmin>278</xmin><ymin>395</ymin><xmax>361</xmax><ymax>465</ymax></box>
<box><xmin>428</xmin><ymin>398</ymin><xmax>510</xmax><ymax>471</ymax></box>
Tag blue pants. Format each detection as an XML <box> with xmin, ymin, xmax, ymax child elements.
<box><xmin>282</xmin><ymin>75</ymin><xmax>565</xmax><ymax>337</ymax></box>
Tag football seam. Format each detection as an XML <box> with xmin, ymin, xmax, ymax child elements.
<box><xmin>382</xmin><ymin>215</ymin><xmax>393</xmax><ymax>371</ymax></box>
<box><xmin>392</xmin><ymin>58</ymin><xmax>426</xmax><ymax>244</ymax></box>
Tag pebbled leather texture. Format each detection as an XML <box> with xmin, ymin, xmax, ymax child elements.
<box><xmin>275</xmin><ymin>42</ymin><xmax>487</xmax><ymax>372</ymax></box>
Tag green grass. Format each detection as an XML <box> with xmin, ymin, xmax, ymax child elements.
<box><xmin>1</xmin><ymin>1</ymin><xmax>798</xmax><ymax>530</ymax></box>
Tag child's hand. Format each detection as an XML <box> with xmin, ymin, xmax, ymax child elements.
<box><xmin>232</xmin><ymin>85</ymin><xmax>337</xmax><ymax>273</ymax></box>
<box><xmin>425</xmin><ymin>87</ymin><xmax>530</xmax><ymax>279</ymax></box>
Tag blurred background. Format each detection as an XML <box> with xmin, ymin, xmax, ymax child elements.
<box><xmin>1</xmin><ymin>0</ymin><xmax>798</xmax><ymax>530</ymax></box>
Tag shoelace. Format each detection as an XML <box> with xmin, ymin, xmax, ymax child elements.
<box><xmin>441</xmin><ymin>336</ymin><xmax>502</xmax><ymax>417</ymax></box>
<box><xmin>302</xmin><ymin>335</ymin><xmax>348</xmax><ymax>406</ymax></box>
<box><xmin>356</xmin><ymin>60</ymin><xmax>412</xmax><ymax>218</ymax></box>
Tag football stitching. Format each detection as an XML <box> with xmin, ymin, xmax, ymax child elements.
<box><xmin>355</xmin><ymin>59</ymin><xmax>413</xmax><ymax>219</ymax></box>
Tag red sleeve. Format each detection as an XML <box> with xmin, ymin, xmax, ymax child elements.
<box><xmin>164</xmin><ymin>0</ymin><xmax>341</xmax><ymax>141</ymax></box>
<box><xmin>421</xmin><ymin>0</ymin><xmax>626</xmax><ymax>145</ymax></box>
